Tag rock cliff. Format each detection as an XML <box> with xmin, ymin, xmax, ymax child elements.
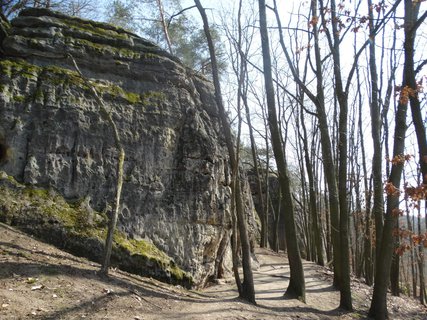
<box><xmin>0</xmin><ymin>9</ymin><xmax>256</xmax><ymax>286</ymax></box>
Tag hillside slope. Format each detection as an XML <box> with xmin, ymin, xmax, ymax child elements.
<box><xmin>1</xmin><ymin>223</ymin><xmax>426</xmax><ymax>319</ymax></box>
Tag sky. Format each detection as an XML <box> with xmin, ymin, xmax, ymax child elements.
<box><xmin>94</xmin><ymin>0</ymin><xmax>426</xmax><ymax>183</ymax></box>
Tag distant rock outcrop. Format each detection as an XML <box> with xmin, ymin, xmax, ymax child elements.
<box><xmin>0</xmin><ymin>9</ymin><xmax>256</xmax><ymax>286</ymax></box>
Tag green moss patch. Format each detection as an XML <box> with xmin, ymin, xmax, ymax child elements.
<box><xmin>0</xmin><ymin>58</ymin><xmax>144</xmax><ymax>106</ymax></box>
<box><xmin>0</xmin><ymin>171</ymin><xmax>192</xmax><ymax>287</ymax></box>
<box><xmin>91</xmin><ymin>80</ymin><xmax>142</xmax><ymax>105</ymax></box>
<box><xmin>63</xmin><ymin>18</ymin><xmax>129</xmax><ymax>41</ymax></box>
<box><xmin>67</xmin><ymin>38</ymin><xmax>141</xmax><ymax>60</ymax></box>
<box><xmin>0</xmin><ymin>59</ymin><xmax>41</xmax><ymax>80</ymax></box>
<box><xmin>19</xmin><ymin>8</ymin><xmax>132</xmax><ymax>42</ymax></box>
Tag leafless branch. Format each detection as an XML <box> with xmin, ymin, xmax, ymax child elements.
<box><xmin>167</xmin><ymin>5</ymin><xmax>196</xmax><ymax>28</ymax></box>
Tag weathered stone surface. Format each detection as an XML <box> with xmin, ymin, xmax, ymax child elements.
<box><xmin>0</xmin><ymin>171</ymin><xmax>193</xmax><ymax>287</ymax></box>
<box><xmin>0</xmin><ymin>13</ymin><xmax>10</xmax><ymax>53</ymax></box>
<box><xmin>0</xmin><ymin>9</ymin><xmax>256</xmax><ymax>286</ymax></box>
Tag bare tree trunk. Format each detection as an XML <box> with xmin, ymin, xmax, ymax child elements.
<box><xmin>406</xmin><ymin>6</ymin><xmax>427</xmax><ymax>298</ymax></box>
<box><xmin>259</xmin><ymin>0</ymin><xmax>305</xmax><ymax>301</ymax></box>
<box><xmin>273</xmin><ymin>0</ymin><xmax>342</xmax><ymax>289</ymax></box>
<box><xmin>156</xmin><ymin>0</ymin><xmax>173</xmax><ymax>54</ymax></box>
<box><xmin>101</xmin><ymin>147</ymin><xmax>125</xmax><ymax>275</ymax></box>
<box><xmin>390</xmin><ymin>224</ymin><xmax>400</xmax><ymax>296</ymax></box>
<box><xmin>235</xmin><ymin>0</ymin><xmax>267</xmax><ymax>248</ymax></box>
<box><xmin>324</xmin><ymin>179</ymin><xmax>332</xmax><ymax>265</ymax></box>
<box><xmin>404</xmin><ymin>183</ymin><xmax>417</xmax><ymax>298</ymax></box>
<box><xmin>300</xmin><ymin>106</ymin><xmax>324</xmax><ymax>266</ymax></box>
<box><xmin>272</xmin><ymin>184</ymin><xmax>281</xmax><ymax>253</ymax></box>
<box><xmin>367</xmin><ymin>0</ymin><xmax>384</xmax><ymax>274</ymax></box>
<box><xmin>418</xmin><ymin>206</ymin><xmax>426</xmax><ymax>304</ymax></box>
<box><xmin>264</xmin><ymin>122</ymin><xmax>273</xmax><ymax>249</ymax></box>
<box><xmin>230</xmin><ymin>169</ymin><xmax>243</xmax><ymax>296</ymax></box>
<box><xmin>320</xmin><ymin>0</ymin><xmax>352</xmax><ymax>308</ymax></box>
<box><xmin>67</xmin><ymin>55</ymin><xmax>125</xmax><ymax>276</ymax></box>
<box><xmin>194</xmin><ymin>0</ymin><xmax>255</xmax><ymax>304</ymax></box>
<box><xmin>369</xmin><ymin>2</ymin><xmax>421</xmax><ymax>317</ymax></box>
<box><xmin>246</xmin><ymin>109</ymin><xmax>267</xmax><ymax>248</ymax></box>
<box><xmin>357</xmin><ymin>61</ymin><xmax>373</xmax><ymax>284</ymax></box>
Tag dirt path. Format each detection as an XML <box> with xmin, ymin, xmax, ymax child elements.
<box><xmin>181</xmin><ymin>250</ymin><xmax>357</xmax><ymax>320</ymax></box>
<box><xmin>1</xmin><ymin>223</ymin><xmax>426</xmax><ymax>319</ymax></box>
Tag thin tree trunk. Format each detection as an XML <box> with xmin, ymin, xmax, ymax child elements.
<box><xmin>417</xmin><ymin>190</ymin><xmax>426</xmax><ymax>304</ymax></box>
<box><xmin>391</xmin><ymin>218</ymin><xmax>401</xmax><ymax>296</ymax></box>
<box><xmin>323</xmin><ymin>0</ymin><xmax>352</xmax><ymax>308</ymax></box>
<box><xmin>301</xmin><ymin>106</ymin><xmax>324</xmax><ymax>266</ymax></box>
<box><xmin>194</xmin><ymin>0</ymin><xmax>255</xmax><ymax>304</ymax></box>
<box><xmin>369</xmin><ymin>2</ymin><xmax>421</xmax><ymax>317</ymax></box>
<box><xmin>367</xmin><ymin>0</ymin><xmax>384</xmax><ymax>273</ymax></box>
<box><xmin>230</xmin><ymin>177</ymin><xmax>243</xmax><ymax>296</ymax></box>
<box><xmin>404</xmin><ymin>183</ymin><xmax>417</xmax><ymax>298</ymax></box>
<box><xmin>264</xmin><ymin>128</ymin><xmax>272</xmax><ymax>249</ymax></box>
<box><xmin>272</xmin><ymin>184</ymin><xmax>281</xmax><ymax>253</ymax></box>
<box><xmin>363</xmin><ymin>176</ymin><xmax>374</xmax><ymax>285</ymax></box>
<box><xmin>236</xmin><ymin>7</ymin><xmax>267</xmax><ymax>248</ymax></box>
<box><xmin>324</xmin><ymin>179</ymin><xmax>332</xmax><ymax>264</ymax></box>
<box><xmin>101</xmin><ymin>147</ymin><xmax>125</xmax><ymax>275</ymax></box>
<box><xmin>357</xmin><ymin>60</ymin><xmax>373</xmax><ymax>284</ymax></box>
<box><xmin>156</xmin><ymin>0</ymin><xmax>173</xmax><ymax>54</ymax></box>
<box><xmin>274</xmin><ymin>0</ymin><xmax>341</xmax><ymax>289</ymax></box>
<box><xmin>259</xmin><ymin>0</ymin><xmax>305</xmax><ymax>301</ymax></box>
<box><xmin>67</xmin><ymin>54</ymin><xmax>125</xmax><ymax>276</ymax></box>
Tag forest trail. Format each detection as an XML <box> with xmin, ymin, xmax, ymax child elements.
<box><xmin>0</xmin><ymin>222</ymin><xmax>426</xmax><ymax>319</ymax></box>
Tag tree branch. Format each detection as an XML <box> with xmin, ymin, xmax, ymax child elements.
<box><xmin>410</xmin><ymin>9</ymin><xmax>427</xmax><ymax>34</ymax></box>
<box><xmin>167</xmin><ymin>5</ymin><xmax>196</xmax><ymax>28</ymax></box>
<box><xmin>415</xmin><ymin>59</ymin><xmax>427</xmax><ymax>75</ymax></box>
<box><xmin>344</xmin><ymin>0</ymin><xmax>403</xmax><ymax>94</ymax></box>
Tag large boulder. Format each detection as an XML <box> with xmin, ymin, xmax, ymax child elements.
<box><xmin>0</xmin><ymin>8</ymin><xmax>256</xmax><ymax>286</ymax></box>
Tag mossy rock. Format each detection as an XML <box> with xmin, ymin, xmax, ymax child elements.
<box><xmin>0</xmin><ymin>13</ymin><xmax>10</xmax><ymax>47</ymax></box>
<box><xmin>65</xmin><ymin>37</ymin><xmax>141</xmax><ymax>60</ymax></box>
<box><xmin>0</xmin><ymin>171</ymin><xmax>193</xmax><ymax>287</ymax></box>
<box><xmin>0</xmin><ymin>58</ymin><xmax>41</xmax><ymax>80</ymax></box>
<box><xmin>0</xmin><ymin>58</ymin><xmax>144</xmax><ymax>105</ymax></box>
<box><xmin>18</xmin><ymin>8</ymin><xmax>134</xmax><ymax>41</ymax></box>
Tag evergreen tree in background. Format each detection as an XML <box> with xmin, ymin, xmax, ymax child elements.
<box><xmin>105</xmin><ymin>0</ymin><xmax>227</xmax><ymax>75</ymax></box>
<box><xmin>105</xmin><ymin>0</ymin><xmax>136</xmax><ymax>32</ymax></box>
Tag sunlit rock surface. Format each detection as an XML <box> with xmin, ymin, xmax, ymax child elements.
<box><xmin>0</xmin><ymin>8</ymin><xmax>256</xmax><ymax>286</ymax></box>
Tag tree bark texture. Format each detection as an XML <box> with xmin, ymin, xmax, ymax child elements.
<box><xmin>194</xmin><ymin>0</ymin><xmax>256</xmax><ymax>304</ymax></box>
<box><xmin>369</xmin><ymin>2</ymin><xmax>421</xmax><ymax>317</ymax></box>
<box><xmin>259</xmin><ymin>0</ymin><xmax>305</xmax><ymax>301</ymax></box>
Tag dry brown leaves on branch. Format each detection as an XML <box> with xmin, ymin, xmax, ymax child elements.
<box><xmin>395</xmin><ymin>243</ymin><xmax>412</xmax><ymax>256</ymax></box>
<box><xmin>386</xmin><ymin>154</ymin><xmax>413</xmax><ymax>165</ymax></box>
<box><xmin>405</xmin><ymin>183</ymin><xmax>427</xmax><ymax>202</ymax></box>
<box><xmin>309</xmin><ymin>16</ymin><xmax>319</xmax><ymax>27</ymax></box>
<box><xmin>396</xmin><ymin>80</ymin><xmax>423</xmax><ymax>105</ymax></box>
<box><xmin>384</xmin><ymin>182</ymin><xmax>401</xmax><ymax>196</ymax></box>
<box><xmin>394</xmin><ymin>231</ymin><xmax>427</xmax><ymax>256</ymax></box>
<box><xmin>392</xmin><ymin>208</ymin><xmax>404</xmax><ymax>217</ymax></box>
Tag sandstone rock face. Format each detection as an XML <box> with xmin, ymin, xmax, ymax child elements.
<box><xmin>0</xmin><ymin>13</ymin><xmax>9</xmax><ymax>52</ymax></box>
<box><xmin>0</xmin><ymin>9</ymin><xmax>255</xmax><ymax>286</ymax></box>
